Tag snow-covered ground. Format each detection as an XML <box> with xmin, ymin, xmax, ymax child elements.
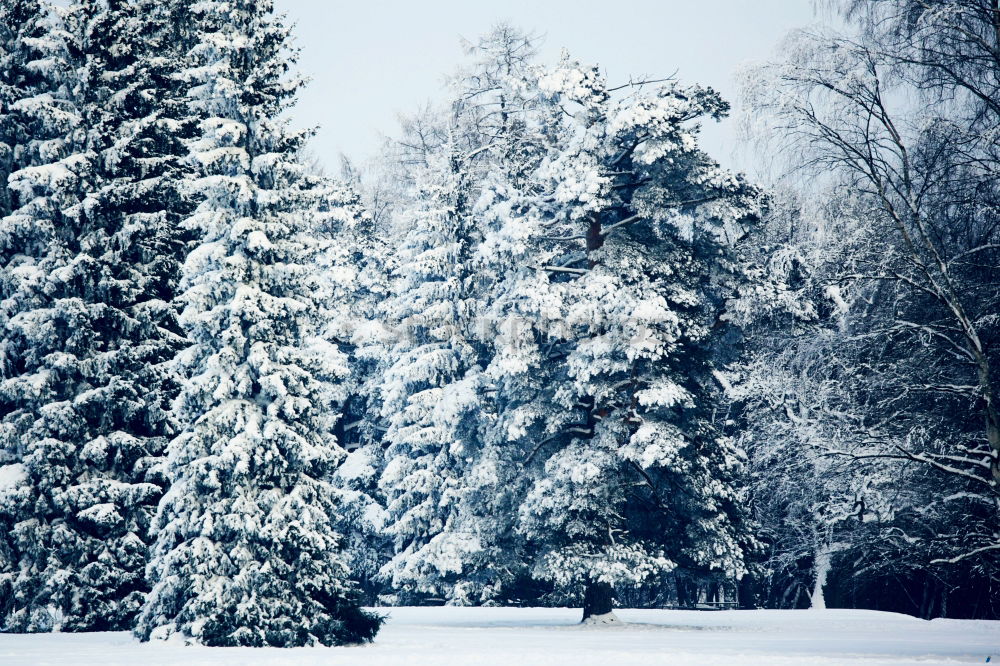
<box><xmin>0</xmin><ymin>606</ymin><xmax>996</xmax><ymax>665</ymax></box>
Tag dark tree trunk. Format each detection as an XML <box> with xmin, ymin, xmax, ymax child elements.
<box><xmin>738</xmin><ymin>573</ymin><xmax>759</xmax><ymax>610</ymax></box>
<box><xmin>676</xmin><ymin>577</ymin><xmax>697</xmax><ymax>609</ymax></box>
<box><xmin>582</xmin><ymin>581</ymin><xmax>615</xmax><ymax>621</ymax></box>
<box><xmin>586</xmin><ymin>215</ymin><xmax>604</xmax><ymax>267</ymax></box>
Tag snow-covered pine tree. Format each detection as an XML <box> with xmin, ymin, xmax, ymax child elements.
<box><xmin>375</xmin><ymin>141</ymin><xmax>488</xmax><ymax>604</ymax></box>
<box><xmin>314</xmin><ymin>172</ymin><xmax>395</xmax><ymax>602</ymax></box>
<box><xmin>437</xmin><ymin>27</ymin><xmax>562</xmax><ymax>605</ymax></box>
<box><xmin>0</xmin><ymin>0</ymin><xmax>88</xmax><ymax>632</ymax></box>
<box><xmin>135</xmin><ymin>0</ymin><xmax>381</xmax><ymax>646</ymax></box>
<box><xmin>51</xmin><ymin>0</ymin><xmax>198</xmax><ymax>628</ymax></box>
<box><xmin>0</xmin><ymin>0</ymin><xmax>201</xmax><ymax>631</ymax></box>
<box><xmin>363</xmin><ymin>28</ymin><xmax>551</xmax><ymax>605</ymax></box>
<box><xmin>481</xmin><ymin>55</ymin><xmax>764</xmax><ymax>620</ymax></box>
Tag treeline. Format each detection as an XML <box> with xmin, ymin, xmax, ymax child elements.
<box><xmin>0</xmin><ymin>0</ymin><xmax>996</xmax><ymax>649</ymax></box>
<box><xmin>737</xmin><ymin>0</ymin><xmax>1000</xmax><ymax>619</ymax></box>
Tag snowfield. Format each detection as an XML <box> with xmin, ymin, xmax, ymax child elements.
<box><xmin>0</xmin><ymin>607</ymin><xmax>996</xmax><ymax>665</ymax></box>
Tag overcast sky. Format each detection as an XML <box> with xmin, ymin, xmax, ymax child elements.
<box><xmin>278</xmin><ymin>1</ymin><xmax>825</xmax><ymax>175</ymax></box>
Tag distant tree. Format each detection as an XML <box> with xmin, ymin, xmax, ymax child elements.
<box><xmin>317</xmin><ymin>169</ymin><xmax>395</xmax><ymax>603</ymax></box>
<box><xmin>730</xmin><ymin>189</ymin><xmax>899</xmax><ymax>610</ymax></box>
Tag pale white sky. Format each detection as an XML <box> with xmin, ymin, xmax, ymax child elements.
<box><xmin>279</xmin><ymin>0</ymin><xmax>825</xmax><ymax>174</ymax></box>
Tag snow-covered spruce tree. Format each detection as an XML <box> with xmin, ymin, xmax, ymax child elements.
<box><xmin>478</xmin><ymin>56</ymin><xmax>764</xmax><ymax>621</ymax></box>
<box><xmin>76</xmin><ymin>0</ymin><xmax>199</xmax><ymax>326</ymax></box>
<box><xmin>0</xmin><ymin>0</ymin><xmax>86</xmax><ymax>632</ymax></box>
<box><xmin>0</xmin><ymin>0</ymin><xmax>200</xmax><ymax>631</ymax></box>
<box><xmin>135</xmin><ymin>0</ymin><xmax>381</xmax><ymax>646</ymax></box>
<box><xmin>437</xmin><ymin>28</ymin><xmax>564</xmax><ymax>605</ymax></box>
<box><xmin>363</xmin><ymin>26</ymin><xmax>556</xmax><ymax>605</ymax></box>
<box><xmin>0</xmin><ymin>0</ymin><xmax>76</xmax><ymax>289</ymax></box>
<box><xmin>314</xmin><ymin>174</ymin><xmax>395</xmax><ymax>603</ymax></box>
<box><xmin>54</xmin><ymin>0</ymin><xmax>199</xmax><ymax>628</ymax></box>
<box><xmin>375</xmin><ymin>143</ymin><xmax>487</xmax><ymax>604</ymax></box>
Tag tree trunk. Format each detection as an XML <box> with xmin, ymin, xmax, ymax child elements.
<box><xmin>810</xmin><ymin>545</ymin><xmax>832</xmax><ymax>610</ymax></box>
<box><xmin>586</xmin><ymin>215</ymin><xmax>604</xmax><ymax>257</ymax></box>
<box><xmin>582</xmin><ymin>581</ymin><xmax>614</xmax><ymax>621</ymax></box>
<box><xmin>677</xmin><ymin>576</ymin><xmax>697</xmax><ymax>609</ymax></box>
<box><xmin>738</xmin><ymin>573</ymin><xmax>758</xmax><ymax>610</ymax></box>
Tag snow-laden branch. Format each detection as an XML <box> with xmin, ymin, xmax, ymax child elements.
<box><xmin>533</xmin><ymin>264</ymin><xmax>588</xmax><ymax>274</ymax></box>
<box><xmin>930</xmin><ymin>543</ymin><xmax>1000</xmax><ymax>566</ymax></box>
